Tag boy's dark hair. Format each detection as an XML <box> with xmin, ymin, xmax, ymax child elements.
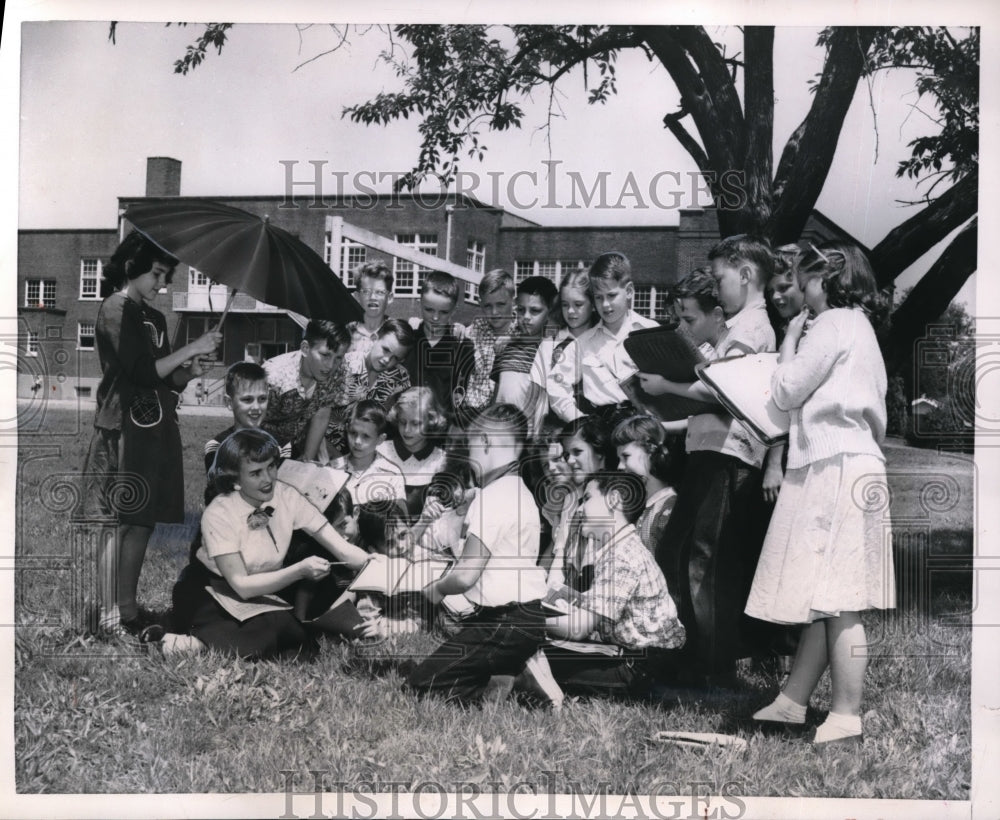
<box><xmin>426</xmin><ymin>457</ymin><xmax>477</xmax><ymax>507</ymax></box>
<box><xmin>585</xmin><ymin>470</ymin><xmax>647</xmax><ymax>524</ymax></box>
<box><xmin>101</xmin><ymin>230</ymin><xmax>179</xmax><ymax>297</ymax></box>
<box><xmin>707</xmin><ymin>235</ymin><xmax>776</xmax><ymax>282</ymax></box>
<box><xmin>209</xmin><ymin>428</ymin><xmax>280</xmax><ymax>497</ymax></box>
<box><xmin>348</xmin><ymin>399</ymin><xmax>389</xmax><ymax>435</ymax></box>
<box><xmin>421</xmin><ymin>271</ymin><xmax>460</xmax><ymax>305</ymax></box>
<box><xmin>375</xmin><ymin>317</ymin><xmax>416</xmax><ymax>350</ymax></box>
<box><xmin>469</xmin><ymin>403</ymin><xmax>529</xmax><ymax>445</ymax></box>
<box><xmin>588</xmin><ymin>252</ymin><xmax>632</xmax><ymax>286</ymax></box>
<box><xmin>357</xmin><ymin>502</ymin><xmax>407</xmax><ymax>555</ymax></box>
<box><xmin>517</xmin><ymin>276</ymin><xmax>558</xmax><ymax>310</ymax></box>
<box><xmin>558</xmin><ymin>415</ymin><xmax>615</xmax><ymax>470</ymax></box>
<box><xmin>225</xmin><ymin>361</ymin><xmax>268</xmax><ymax>397</ymax></box>
<box><xmin>323</xmin><ymin>487</ymin><xmax>354</xmax><ymax>527</ymax></box>
<box><xmin>354</xmin><ymin>260</ymin><xmax>394</xmax><ymax>292</ymax></box>
<box><xmin>611</xmin><ymin>414</ymin><xmax>674</xmax><ymax>484</ymax></box>
<box><xmin>303</xmin><ymin>319</ymin><xmax>351</xmax><ymax>351</ymax></box>
<box><xmin>673</xmin><ymin>268</ymin><xmax>722</xmax><ymax>314</ymax></box>
<box><xmin>798</xmin><ymin>240</ymin><xmax>887</xmax><ymax>324</ymax></box>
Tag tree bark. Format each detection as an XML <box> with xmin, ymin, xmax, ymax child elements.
<box><xmin>741</xmin><ymin>27</ymin><xmax>775</xmax><ymax>234</ymax></box>
<box><xmin>768</xmin><ymin>27</ymin><xmax>878</xmax><ymax>243</ymax></box>
<box><xmin>884</xmin><ymin>217</ymin><xmax>977</xmax><ymax>373</ymax></box>
<box><xmin>869</xmin><ymin>170</ymin><xmax>978</xmax><ymax>287</ymax></box>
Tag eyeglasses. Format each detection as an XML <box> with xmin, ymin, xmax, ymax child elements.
<box><xmin>358</xmin><ymin>288</ymin><xmax>389</xmax><ymax>298</ymax></box>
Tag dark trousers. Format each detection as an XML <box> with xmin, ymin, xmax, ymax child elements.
<box><xmin>407</xmin><ymin>600</ymin><xmax>548</xmax><ymax>704</ymax></box>
<box><xmin>656</xmin><ymin>450</ymin><xmax>768</xmax><ymax>680</ymax></box>
<box><xmin>543</xmin><ymin>645</ymin><xmax>680</xmax><ymax>700</ymax></box>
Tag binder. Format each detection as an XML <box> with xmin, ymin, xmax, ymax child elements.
<box><xmin>694</xmin><ymin>353</ymin><xmax>790</xmax><ymax>445</ymax></box>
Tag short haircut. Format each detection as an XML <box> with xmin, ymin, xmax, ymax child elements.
<box><xmin>517</xmin><ymin>276</ymin><xmax>558</xmax><ymax>310</ymax></box>
<box><xmin>357</xmin><ymin>502</ymin><xmax>408</xmax><ymax>555</ymax></box>
<box><xmin>224</xmin><ymin>361</ymin><xmax>267</xmax><ymax>397</ymax></box>
<box><xmin>798</xmin><ymin>240</ymin><xmax>886</xmax><ymax>322</ymax></box>
<box><xmin>209</xmin><ymin>428</ymin><xmax>280</xmax><ymax>497</ymax></box>
<box><xmin>673</xmin><ymin>267</ymin><xmax>722</xmax><ymax>314</ymax></box>
<box><xmin>354</xmin><ymin>260</ymin><xmax>394</xmax><ymax>292</ymax></box>
<box><xmin>469</xmin><ymin>403</ymin><xmax>529</xmax><ymax>445</ymax></box>
<box><xmin>347</xmin><ymin>399</ymin><xmax>389</xmax><ymax>435</ymax></box>
<box><xmin>387</xmin><ymin>386</ymin><xmax>449</xmax><ymax>437</ymax></box>
<box><xmin>478</xmin><ymin>268</ymin><xmax>515</xmax><ymax>300</ymax></box>
<box><xmin>708</xmin><ymin>234</ymin><xmax>776</xmax><ymax>282</ymax></box>
<box><xmin>425</xmin><ymin>457</ymin><xmax>478</xmax><ymax>508</ymax></box>
<box><xmin>558</xmin><ymin>415</ymin><xmax>615</xmax><ymax>470</ymax></box>
<box><xmin>588</xmin><ymin>252</ymin><xmax>633</xmax><ymax>286</ymax></box>
<box><xmin>303</xmin><ymin>320</ymin><xmax>351</xmax><ymax>351</ymax></box>
<box><xmin>612</xmin><ymin>413</ymin><xmax>674</xmax><ymax>484</ymax></box>
<box><xmin>421</xmin><ymin>271</ymin><xmax>460</xmax><ymax>305</ymax></box>
<box><xmin>585</xmin><ymin>470</ymin><xmax>647</xmax><ymax>525</ymax></box>
<box><xmin>375</xmin><ymin>317</ymin><xmax>416</xmax><ymax>350</ymax></box>
<box><xmin>323</xmin><ymin>487</ymin><xmax>354</xmax><ymax>527</ymax></box>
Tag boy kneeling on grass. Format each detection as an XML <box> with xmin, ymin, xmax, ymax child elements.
<box><xmin>539</xmin><ymin>471</ymin><xmax>686</xmax><ymax>701</ymax></box>
<box><xmin>405</xmin><ymin>404</ymin><xmax>551</xmax><ymax>705</ymax></box>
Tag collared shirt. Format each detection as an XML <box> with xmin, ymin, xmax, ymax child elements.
<box><xmin>463</xmin><ymin>473</ymin><xmax>548</xmax><ymax>608</ymax></box>
<box><xmin>686</xmin><ymin>295</ymin><xmax>776</xmax><ymax>467</ymax></box>
<box><xmin>461</xmin><ymin>316</ymin><xmax>513</xmax><ymax>411</ymax></box>
<box><xmin>346</xmin><ymin>321</ymin><xmax>381</xmax><ymax>360</ymax></box>
<box><xmin>529</xmin><ymin>335</ymin><xmax>584</xmax><ymax>426</ymax></box>
<box><xmin>577</xmin><ymin>524</ymin><xmax>685</xmax><ymax>651</ymax></box>
<box><xmin>403</xmin><ymin>321</ymin><xmax>475</xmax><ymax>415</ymax></box>
<box><xmin>197</xmin><ymin>481</ymin><xmax>329</xmax><ymax>576</ymax></box>
<box><xmin>636</xmin><ymin>485</ymin><xmax>677</xmax><ymax>555</ymax></box>
<box><xmin>376</xmin><ymin>437</ymin><xmax>446</xmax><ymax>488</ymax></box>
<box><xmin>262</xmin><ymin>350</ymin><xmax>341</xmax><ymax>450</ymax></box>
<box><xmin>329</xmin><ymin>451</ymin><xmax>407</xmax><ymax>509</ymax></box>
<box><xmin>577</xmin><ymin>311</ymin><xmax>659</xmax><ymax>407</ymax></box>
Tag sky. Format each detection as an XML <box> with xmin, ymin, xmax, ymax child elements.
<box><xmin>12</xmin><ymin>18</ymin><xmax>980</xmax><ymax>306</ymax></box>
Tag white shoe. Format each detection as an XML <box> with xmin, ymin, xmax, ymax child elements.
<box><xmin>513</xmin><ymin>650</ymin><xmax>564</xmax><ymax>710</ymax></box>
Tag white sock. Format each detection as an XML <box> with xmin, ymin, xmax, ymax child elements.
<box><xmin>161</xmin><ymin>634</ymin><xmax>206</xmax><ymax>655</ymax></box>
<box><xmin>813</xmin><ymin>711</ymin><xmax>862</xmax><ymax>743</ymax></box>
<box><xmin>98</xmin><ymin>605</ymin><xmax>120</xmax><ymax>631</ymax></box>
<box><xmin>753</xmin><ymin>691</ymin><xmax>807</xmax><ymax>724</ymax></box>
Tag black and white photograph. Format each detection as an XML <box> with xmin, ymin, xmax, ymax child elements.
<box><xmin>3</xmin><ymin>1</ymin><xmax>996</xmax><ymax>818</ymax></box>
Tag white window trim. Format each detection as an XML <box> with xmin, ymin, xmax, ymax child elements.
<box><xmin>25</xmin><ymin>279</ymin><xmax>57</xmax><ymax>309</ymax></box>
<box><xmin>77</xmin><ymin>322</ymin><xmax>96</xmax><ymax>351</ymax></box>
<box><xmin>25</xmin><ymin>331</ymin><xmax>39</xmax><ymax>357</ymax></box>
<box><xmin>392</xmin><ymin>233</ymin><xmax>439</xmax><ymax>296</ymax></box>
<box><xmin>79</xmin><ymin>259</ymin><xmax>103</xmax><ymax>300</ymax></box>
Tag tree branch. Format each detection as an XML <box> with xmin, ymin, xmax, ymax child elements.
<box><xmin>662</xmin><ymin>107</ymin><xmax>709</xmax><ymax>173</ymax></box>
<box><xmin>869</xmin><ymin>169</ymin><xmax>978</xmax><ymax>287</ymax></box>
<box><xmin>770</xmin><ymin>27</ymin><xmax>879</xmax><ymax>241</ymax></box>
<box><xmin>884</xmin><ymin>217</ymin><xmax>976</xmax><ymax>373</ymax></box>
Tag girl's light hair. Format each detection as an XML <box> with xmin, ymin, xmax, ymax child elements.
<box><xmin>386</xmin><ymin>386</ymin><xmax>449</xmax><ymax>437</ymax></box>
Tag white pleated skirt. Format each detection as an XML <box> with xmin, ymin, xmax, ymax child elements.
<box><xmin>745</xmin><ymin>452</ymin><xmax>895</xmax><ymax>625</ymax></box>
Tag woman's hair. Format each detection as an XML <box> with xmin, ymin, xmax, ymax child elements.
<box><xmin>557</xmin><ymin>268</ymin><xmax>597</xmax><ymax>329</ymax></box>
<box><xmin>100</xmin><ymin>230</ymin><xmax>179</xmax><ymax>297</ymax></box>
<box><xmin>208</xmin><ymin>428</ymin><xmax>281</xmax><ymax>496</ymax></box>
<box><xmin>558</xmin><ymin>415</ymin><xmax>615</xmax><ymax>470</ymax></box>
<box><xmin>611</xmin><ymin>413</ymin><xmax>674</xmax><ymax>484</ymax></box>
<box><xmin>386</xmin><ymin>386</ymin><xmax>449</xmax><ymax>438</ymax></box>
<box><xmin>797</xmin><ymin>240</ymin><xmax>887</xmax><ymax>324</ymax></box>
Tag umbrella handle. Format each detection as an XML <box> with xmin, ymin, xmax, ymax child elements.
<box><xmin>215</xmin><ymin>289</ymin><xmax>238</xmax><ymax>333</ymax></box>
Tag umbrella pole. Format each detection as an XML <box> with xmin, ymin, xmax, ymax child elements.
<box><xmin>215</xmin><ymin>289</ymin><xmax>238</xmax><ymax>333</ymax></box>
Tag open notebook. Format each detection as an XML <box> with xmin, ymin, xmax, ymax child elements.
<box><xmin>694</xmin><ymin>353</ymin><xmax>790</xmax><ymax>445</ymax></box>
<box><xmin>348</xmin><ymin>555</ymin><xmax>452</xmax><ymax>596</ymax></box>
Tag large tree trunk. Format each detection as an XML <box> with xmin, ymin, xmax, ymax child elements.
<box><xmin>885</xmin><ymin>217</ymin><xmax>977</xmax><ymax>374</ymax></box>
<box><xmin>740</xmin><ymin>27</ymin><xmax>775</xmax><ymax>234</ymax></box>
<box><xmin>869</xmin><ymin>170</ymin><xmax>978</xmax><ymax>287</ymax></box>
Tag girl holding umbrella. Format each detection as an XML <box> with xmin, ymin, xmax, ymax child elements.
<box><xmin>81</xmin><ymin>230</ymin><xmax>221</xmax><ymax>636</ymax></box>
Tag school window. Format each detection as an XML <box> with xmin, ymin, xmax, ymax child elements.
<box><xmin>514</xmin><ymin>260</ymin><xmax>589</xmax><ymax>286</ymax></box>
<box><xmin>24</xmin><ymin>330</ymin><xmax>39</xmax><ymax>357</ymax></box>
<box><xmin>631</xmin><ymin>286</ymin><xmax>655</xmax><ymax>318</ymax></box>
<box><xmin>561</xmin><ymin>259</ymin><xmax>589</xmax><ymax>279</ymax></box>
<box><xmin>340</xmin><ymin>239</ymin><xmax>367</xmax><ymax>287</ymax></box>
<box><xmin>514</xmin><ymin>261</ymin><xmax>534</xmax><ymax>284</ymax></box>
<box><xmin>79</xmin><ymin>259</ymin><xmax>102</xmax><ymax>299</ymax></box>
<box><xmin>464</xmin><ymin>240</ymin><xmax>486</xmax><ymax>303</ymax></box>
<box><xmin>78</xmin><ymin>322</ymin><xmax>96</xmax><ymax>351</ymax></box>
<box><xmin>392</xmin><ymin>234</ymin><xmax>438</xmax><ymax>296</ymax></box>
<box><xmin>25</xmin><ymin>280</ymin><xmax>56</xmax><ymax>309</ymax></box>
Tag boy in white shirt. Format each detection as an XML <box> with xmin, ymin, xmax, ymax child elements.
<box><xmin>406</xmin><ymin>404</ymin><xmax>550</xmax><ymax>704</ymax></box>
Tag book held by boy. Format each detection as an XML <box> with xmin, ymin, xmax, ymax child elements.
<box><xmin>621</xmin><ymin>326</ymin><xmax>718</xmax><ymax>421</ymax></box>
<box><xmin>348</xmin><ymin>554</ymin><xmax>452</xmax><ymax>596</ymax></box>
<box><xmin>694</xmin><ymin>352</ymin><xmax>790</xmax><ymax>445</ymax></box>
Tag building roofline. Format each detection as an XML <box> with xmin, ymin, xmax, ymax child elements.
<box><xmin>18</xmin><ymin>228</ymin><xmax>118</xmax><ymax>235</ymax></box>
<box><xmin>499</xmin><ymin>224</ymin><xmax>677</xmax><ymax>233</ymax></box>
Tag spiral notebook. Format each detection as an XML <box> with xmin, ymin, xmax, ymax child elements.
<box><xmin>694</xmin><ymin>353</ymin><xmax>790</xmax><ymax>445</ymax></box>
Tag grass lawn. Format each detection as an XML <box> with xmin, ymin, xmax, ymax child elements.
<box><xmin>13</xmin><ymin>407</ymin><xmax>974</xmax><ymax>798</ymax></box>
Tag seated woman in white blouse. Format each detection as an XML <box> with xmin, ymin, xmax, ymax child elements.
<box><xmin>171</xmin><ymin>429</ymin><xmax>371</xmax><ymax>660</ymax></box>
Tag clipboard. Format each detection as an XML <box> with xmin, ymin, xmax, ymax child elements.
<box><xmin>694</xmin><ymin>353</ymin><xmax>790</xmax><ymax>445</ymax></box>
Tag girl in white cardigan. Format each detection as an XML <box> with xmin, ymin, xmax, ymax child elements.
<box><xmin>744</xmin><ymin>241</ymin><xmax>894</xmax><ymax>746</ymax></box>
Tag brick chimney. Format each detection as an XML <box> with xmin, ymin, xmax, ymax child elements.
<box><xmin>145</xmin><ymin>157</ymin><xmax>182</xmax><ymax>196</ymax></box>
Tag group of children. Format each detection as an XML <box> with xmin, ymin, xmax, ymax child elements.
<box><xmin>80</xmin><ymin>232</ymin><xmax>894</xmax><ymax>747</ymax></box>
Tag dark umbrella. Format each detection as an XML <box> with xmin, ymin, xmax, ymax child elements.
<box><xmin>123</xmin><ymin>199</ymin><xmax>363</xmax><ymax>327</ymax></box>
